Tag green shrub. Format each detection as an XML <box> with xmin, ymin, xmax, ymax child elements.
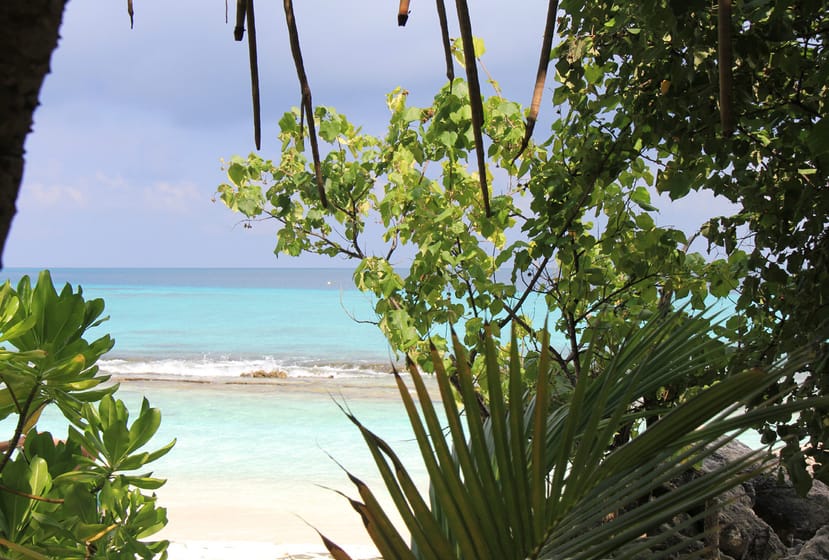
<box><xmin>0</xmin><ymin>271</ymin><xmax>173</xmax><ymax>559</ymax></box>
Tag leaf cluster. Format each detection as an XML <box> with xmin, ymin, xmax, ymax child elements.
<box><xmin>554</xmin><ymin>0</ymin><xmax>828</xmax><ymax>483</ymax></box>
<box><xmin>0</xmin><ymin>271</ymin><xmax>173</xmax><ymax>559</ymax></box>
<box><xmin>217</xmin><ymin>67</ymin><xmax>733</xmax><ymax>383</ymax></box>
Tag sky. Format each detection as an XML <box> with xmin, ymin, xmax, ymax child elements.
<box><xmin>5</xmin><ymin>0</ymin><xmax>734</xmax><ymax>269</ymax></box>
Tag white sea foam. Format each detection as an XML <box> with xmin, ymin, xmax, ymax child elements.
<box><xmin>98</xmin><ymin>356</ymin><xmax>397</xmax><ymax>380</ymax></box>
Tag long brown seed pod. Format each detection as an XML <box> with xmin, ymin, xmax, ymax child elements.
<box><xmin>398</xmin><ymin>0</ymin><xmax>411</xmax><ymax>26</ymax></box>
<box><xmin>283</xmin><ymin>0</ymin><xmax>329</xmax><ymax>208</ymax></box>
<box><xmin>514</xmin><ymin>0</ymin><xmax>559</xmax><ymax>163</ymax></box>
<box><xmin>454</xmin><ymin>0</ymin><xmax>491</xmax><ymax>216</ymax></box>
<box><xmin>246</xmin><ymin>0</ymin><xmax>261</xmax><ymax>149</ymax></box>
<box><xmin>435</xmin><ymin>0</ymin><xmax>454</xmax><ymax>85</ymax></box>
<box><xmin>234</xmin><ymin>0</ymin><xmax>246</xmax><ymax>40</ymax></box>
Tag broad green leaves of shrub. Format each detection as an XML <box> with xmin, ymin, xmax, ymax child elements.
<box><xmin>0</xmin><ymin>271</ymin><xmax>173</xmax><ymax>559</ymax></box>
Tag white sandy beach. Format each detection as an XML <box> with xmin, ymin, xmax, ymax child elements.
<box><xmin>157</xmin><ymin>479</ymin><xmax>386</xmax><ymax>559</ymax></box>
<box><xmin>165</xmin><ymin>542</ymin><xmax>380</xmax><ymax>560</ymax></box>
<box><xmin>120</xmin><ymin>376</ymin><xmax>439</xmax><ymax>559</ymax></box>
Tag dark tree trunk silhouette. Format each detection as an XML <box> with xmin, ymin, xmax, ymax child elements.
<box><xmin>0</xmin><ymin>0</ymin><xmax>68</xmax><ymax>269</ymax></box>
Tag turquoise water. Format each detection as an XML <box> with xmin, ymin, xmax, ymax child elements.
<box><xmin>4</xmin><ymin>268</ymin><xmax>397</xmax><ymax>379</ymax></box>
<box><xmin>1</xmin><ymin>268</ymin><xmax>433</xmax><ymax>512</ymax></box>
<box><xmin>23</xmin><ymin>381</ymin><xmax>427</xmax><ymax>491</ymax></box>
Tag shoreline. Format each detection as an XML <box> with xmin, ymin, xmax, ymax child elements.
<box><xmin>7</xmin><ymin>374</ymin><xmax>435</xmax><ymax>558</ymax></box>
<box><xmin>110</xmin><ymin>372</ymin><xmax>443</xmax><ymax>401</ymax></box>
<box><xmin>110</xmin><ymin>375</ymin><xmax>431</xmax><ymax>558</ymax></box>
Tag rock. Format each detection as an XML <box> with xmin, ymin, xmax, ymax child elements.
<box><xmin>715</xmin><ymin>482</ymin><xmax>788</xmax><ymax>560</ymax></box>
<box><xmin>697</xmin><ymin>440</ymin><xmax>793</xmax><ymax>559</ymax></box>
<box><xmin>786</xmin><ymin>525</ymin><xmax>829</xmax><ymax>560</ymax></box>
<box><xmin>753</xmin><ymin>473</ymin><xmax>829</xmax><ymax>544</ymax></box>
<box><xmin>703</xmin><ymin>438</ymin><xmax>757</xmax><ymax>469</ymax></box>
<box><xmin>240</xmin><ymin>369</ymin><xmax>288</xmax><ymax>379</ymax></box>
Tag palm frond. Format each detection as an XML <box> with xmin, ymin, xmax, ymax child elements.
<box><xmin>322</xmin><ymin>310</ymin><xmax>824</xmax><ymax>559</ymax></box>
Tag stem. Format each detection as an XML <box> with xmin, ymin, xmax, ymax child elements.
<box><xmin>565</xmin><ymin>309</ymin><xmax>581</xmax><ymax>378</ymax></box>
<box><xmin>0</xmin><ymin>384</ymin><xmax>38</xmax><ymax>472</ymax></box>
<box><xmin>0</xmin><ymin>484</ymin><xmax>64</xmax><ymax>504</ymax></box>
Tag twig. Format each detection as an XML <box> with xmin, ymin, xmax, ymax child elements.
<box><xmin>497</xmin><ymin>254</ymin><xmax>551</xmax><ymax>330</ymax></box>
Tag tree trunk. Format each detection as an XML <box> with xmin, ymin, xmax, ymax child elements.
<box><xmin>0</xmin><ymin>0</ymin><xmax>68</xmax><ymax>269</ymax></box>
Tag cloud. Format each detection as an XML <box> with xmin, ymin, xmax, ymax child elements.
<box><xmin>19</xmin><ymin>173</ymin><xmax>206</xmax><ymax>217</ymax></box>
<box><xmin>21</xmin><ymin>183</ymin><xmax>87</xmax><ymax>207</ymax></box>
<box><xmin>143</xmin><ymin>181</ymin><xmax>203</xmax><ymax>214</ymax></box>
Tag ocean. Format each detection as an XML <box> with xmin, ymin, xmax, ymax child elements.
<box><xmin>4</xmin><ymin>268</ymin><xmax>401</xmax><ymax>380</ymax></box>
<box><xmin>0</xmin><ymin>268</ymin><xmax>432</xmax><ymax>545</ymax></box>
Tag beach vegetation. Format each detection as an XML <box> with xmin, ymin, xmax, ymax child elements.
<box><xmin>320</xmin><ymin>312</ymin><xmax>824</xmax><ymax>559</ymax></box>
<box><xmin>218</xmin><ymin>0</ymin><xmax>828</xmax><ymax>490</ymax></box>
<box><xmin>0</xmin><ymin>270</ymin><xmax>173</xmax><ymax>559</ymax></box>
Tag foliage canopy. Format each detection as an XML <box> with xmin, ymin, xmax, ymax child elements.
<box><xmin>219</xmin><ymin>0</ymin><xmax>827</xmax><ymax>487</ymax></box>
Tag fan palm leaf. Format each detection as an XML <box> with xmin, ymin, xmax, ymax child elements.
<box><xmin>323</xmin><ymin>310</ymin><xmax>823</xmax><ymax>559</ymax></box>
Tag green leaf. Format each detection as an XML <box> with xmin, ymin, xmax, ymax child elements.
<box><xmin>583</xmin><ymin>64</ymin><xmax>604</xmax><ymax>85</ymax></box>
<box><xmin>401</xmin><ymin>106</ymin><xmax>421</xmax><ymax>123</ymax></box>
<box><xmin>631</xmin><ymin>186</ymin><xmax>657</xmax><ymax>211</ymax></box>
<box><xmin>227</xmin><ymin>162</ymin><xmax>248</xmax><ymax>186</ymax></box>
<box><xmin>806</xmin><ymin>119</ymin><xmax>829</xmax><ymax>157</ymax></box>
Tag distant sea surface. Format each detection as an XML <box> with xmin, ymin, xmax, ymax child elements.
<box><xmin>4</xmin><ymin>268</ymin><xmax>396</xmax><ymax>380</ymax></box>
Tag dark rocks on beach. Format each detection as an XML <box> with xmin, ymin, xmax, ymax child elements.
<box><xmin>240</xmin><ymin>369</ymin><xmax>288</xmax><ymax>379</ymax></box>
<box><xmin>685</xmin><ymin>439</ymin><xmax>829</xmax><ymax>560</ymax></box>
<box><xmin>753</xmin><ymin>473</ymin><xmax>829</xmax><ymax>544</ymax></box>
<box><xmin>787</xmin><ymin>525</ymin><xmax>829</xmax><ymax>560</ymax></box>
